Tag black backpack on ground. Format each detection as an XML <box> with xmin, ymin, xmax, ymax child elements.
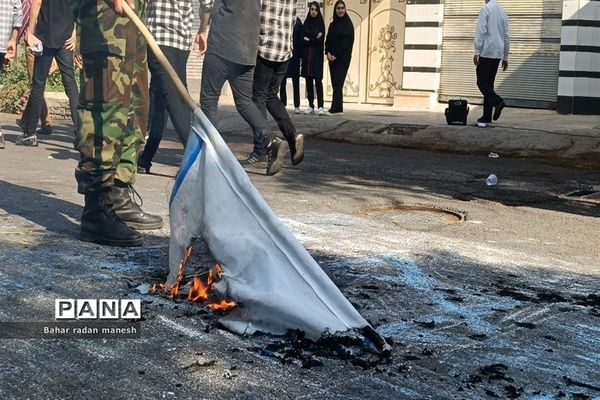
<box><xmin>445</xmin><ymin>99</ymin><xmax>469</xmax><ymax>125</ymax></box>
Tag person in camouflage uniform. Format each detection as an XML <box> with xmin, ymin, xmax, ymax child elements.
<box><xmin>73</xmin><ymin>0</ymin><xmax>162</xmax><ymax>247</ymax></box>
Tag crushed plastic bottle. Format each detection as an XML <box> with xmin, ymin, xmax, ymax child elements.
<box><xmin>488</xmin><ymin>152</ymin><xmax>499</xmax><ymax>158</ymax></box>
<box><xmin>486</xmin><ymin>174</ymin><xmax>498</xmax><ymax>186</ymax></box>
<box><xmin>28</xmin><ymin>41</ymin><xmax>43</xmax><ymax>56</ymax></box>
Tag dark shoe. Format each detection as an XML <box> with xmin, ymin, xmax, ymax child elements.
<box><xmin>15</xmin><ymin>133</ymin><xmax>38</xmax><ymax>147</ymax></box>
<box><xmin>493</xmin><ymin>101</ymin><xmax>505</xmax><ymax>121</ymax></box>
<box><xmin>36</xmin><ymin>125</ymin><xmax>52</xmax><ymax>135</ymax></box>
<box><xmin>289</xmin><ymin>134</ymin><xmax>304</xmax><ymax>166</ymax></box>
<box><xmin>266</xmin><ymin>137</ymin><xmax>289</xmax><ymax>176</ymax></box>
<box><xmin>137</xmin><ymin>165</ymin><xmax>150</xmax><ymax>174</ymax></box>
<box><xmin>241</xmin><ymin>152</ymin><xmax>267</xmax><ymax>165</ymax></box>
<box><xmin>109</xmin><ymin>182</ymin><xmax>163</xmax><ymax>230</ymax></box>
<box><xmin>80</xmin><ymin>190</ymin><xmax>143</xmax><ymax>247</ymax></box>
<box><xmin>477</xmin><ymin>117</ymin><xmax>492</xmax><ymax>124</ymax></box>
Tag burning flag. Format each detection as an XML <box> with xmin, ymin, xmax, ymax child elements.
<box><xmin>168</xmin><ymin>109</ymin><xmax>387</xmax><ymax>348</ymax></box>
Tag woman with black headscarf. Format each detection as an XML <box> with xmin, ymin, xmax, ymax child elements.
<box><xmin>325</xmin><ymin>0</ymin><xmax>354</xmax><ymax>114</ymax></box>
<box><xmin>301</xmin><ymin>1</ymin><xmax>325</xmax><ymax>115</ymax></box>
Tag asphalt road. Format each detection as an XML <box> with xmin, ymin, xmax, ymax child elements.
<box><xmin>0</xmin><ymin>117</ymin><xmax>599</xmax><ymax>400</ymax></box>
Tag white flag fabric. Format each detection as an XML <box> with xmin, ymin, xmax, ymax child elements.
<box><xmin>167</xmin><ymin>110</ymin><xmax>370</xmax><ymax>340</ymax></box>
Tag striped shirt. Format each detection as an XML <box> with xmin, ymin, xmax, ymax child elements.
<box><xmin>16</xmin><ymin>0</ymin><xmax>29</xmax><ymax>42</ymax></box>
<box><xmin>147</xmin><ymin>0</ymin><xmax>195</xmax><ymax>51</ymax></box>
<box><xmin>0</xmin><ymin>0</ymin><xmax>22</xmax><ymax>53</ymax></box>
<box><xmin>258</xmin><ymin>0</ymin><xmax>296</xmax><ymax>62</ymax></box>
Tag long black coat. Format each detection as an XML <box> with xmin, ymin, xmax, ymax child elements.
<box><xmin>301</xmin><ymin>14</ymin><xmax>325</xmax><ymax>80</ymax></box>
<box><xmin>285</xmin><ymin>18</ymin><xmax>303</xmax><ymax>79</ymax></box>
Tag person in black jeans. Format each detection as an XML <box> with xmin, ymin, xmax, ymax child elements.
<box><xmin>16</xmin><ymin>0</ymin><xmax>78</xmax><ymax>147</ymax></box>
<box><xmin>325</xmin><ymin>0</ymin><xmax>354</xmax><ymax>114</ymax></box>
<box><xmin>197</xmin><ymin>0</ymin><xmax>287</xmax><ymax>176</ymax></box>
<box><xmin>137</xmin><ymin>0</ymin><xmax>194</xmax><ymax>174</ymax></box>
<box><xmin>251</xmin><ymin>0</ymin><xmax>304</xmax><ymax>169</ymax></box>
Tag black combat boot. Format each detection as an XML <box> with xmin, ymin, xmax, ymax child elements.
<box><xmin>80</xmin><ymin>190</ymin><xmax>144</xmax><ymax>246</ymax></box>
<box><xmin>110</xmin><ymin>181</ymin><xmax>164</xmax><ymax>230</ymax></box>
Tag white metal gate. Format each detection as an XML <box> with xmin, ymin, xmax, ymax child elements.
<box><xmin>439</xmin><ymin>0</ymin><xmax>562</xmax><ymax>109</ymax></box>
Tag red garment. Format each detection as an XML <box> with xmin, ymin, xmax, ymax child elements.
<box><xmin>17</xmin><ymin>0</ymin><xmax>30</xmax><ymax>43</ymax></box>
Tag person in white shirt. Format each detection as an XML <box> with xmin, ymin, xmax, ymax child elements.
<box><xmin>473</xmin><ymin>0</ymin><xmax>510</xmax><ymax>125</ymax></box>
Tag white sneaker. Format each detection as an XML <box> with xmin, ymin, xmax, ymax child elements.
<box><xmin>294</xmin><ymin>108</ymin><xmax>301</xmax><ymax>114</ymax></box>
<box><xmin>304</xmin><ymin>107</ymin><xmax>315</xmax><ymax>115</ymax></box>
<box><xmin>318</xmin><ymin>107</ymin><xmax>326</xmax><ymax>116</ymax></box>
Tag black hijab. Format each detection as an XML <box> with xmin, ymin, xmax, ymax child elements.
<box><xmin>332</xmin><ymin>0</ymin><xmax>351</xmax><ymax>23</ymax></box>
<box><xmin>303</xmin><ymin>1</ymin><xmax>325</xmax><ymax>39</ymax></box>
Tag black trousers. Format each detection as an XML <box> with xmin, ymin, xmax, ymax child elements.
<box><xmin>476</xmin><ymin>57</ymin><xmax>503</xmax><ymax>121</ymax></box>
<box><xmin>329</xmin><ymin>56</ymin><xmax>351</xmax><ymax>113</ymax></box>
<box><xmin>0</xmin><ymin>52</ymin><xmax>5</xmax><ymax>74</ymax></box>
<box><xmin>280</xmin><ymin>76</ymin><xmax>300</xmax><ymax>108</ymax></box>
<box><xmin>252</xmin><ymin>56</ymin><xmax>296</xmax><ymax>155</ymax></box>
<box><xmin>306</xmin><ymin>77</ymin><xmax>324</xmax><ymax>109</ymax></box>
<box><xmin>139</xmin><ymin>45</ymin><xmax>191</xmax><ymax>168</ymax></box>
<box><xmin>22</xmin><ymin>46</ymin><xmax>79</xmax><ymax>134</ymax></box>
<box><xmin>200</xmin><ymin>53</ymin><xmax>272</xmax><ymax>156</ymax></box>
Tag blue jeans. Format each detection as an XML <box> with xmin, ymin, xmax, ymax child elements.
<box><xmin>21</xmin><ymin>46</ymin><xmax>79</xmax><ymax>134</ymax></box>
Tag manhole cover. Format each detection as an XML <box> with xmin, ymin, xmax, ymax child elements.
<box><xmin>354</xmin><ymin>203</ymin><xmax>464</xmax><ymax>230</ymax></box>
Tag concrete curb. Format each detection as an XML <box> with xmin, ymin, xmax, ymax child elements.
<box><xmin>288</xmin><ymin>117</ymin><xmax>600</xmax><ymax>169</ymax></box>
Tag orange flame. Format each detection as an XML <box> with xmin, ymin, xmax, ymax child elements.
<box><xmin>207</xmin><ymin>300</ymin><xmax>236</xmax><ymax>311</ymax></box>
<box><xmin>151</xmin><ymin>247</ymin><xmax>235</xmax><ymax>311</ymax></box>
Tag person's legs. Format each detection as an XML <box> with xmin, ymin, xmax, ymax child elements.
<box><xmin>279</xmin><ymin>77</ymin><xmax>288</xmax><ymax>106</ymax></box>
<box><xmin>138</xmin><ymin>48</ymin><xmax>168</xmax><ymax>171</ymax></box>
<box><xmin>329</xmin><ymin>61</ymin><xmax>344</xmax><ymax>113</ymax></box>
<box><xmin>232</xmin><ymin>58</ymin><xmax>272</xmax><ymax>157</ymax></box>
<box><xmin>263</xmin><ymin>59</ymin><xmax>303</xmax><ymax>166</ymax></box>
<box><xmin>315</xmin><ymin>78</ymin><xmax>324</xmax><ymax>109</ymax></box>
<box><xmin>329</xmin><ymin>59</ymin><xmax>350</xmax><ymax>113</ymax></box>
<box><xmin>75</xmin><ymin>51</ymin><xmax>144</xmax><ymax>245</ymax></box>
<box><xmin>55</xmin><ymin>47</ymin><xmax>80</xmax><ymax>132</ymax></box>
<box><xmin>20</xmin><ymin>49</ymin><xmax>55</xmax><ymax>136</ymax></box>
<box><xmin>291</xmin><ymin>75</ymin><xmax>300</xmax><ymax>109</ymax></box>
<box><xmin>163</xmin><ymin>46</ymin><xmax>191</xmax><ymax>146</ymax></box>
<box><xmin>306</xmin><ymin>77</ymin><xmax>315</xmax><ymax>109</ymax></box>
<box><xmin>200</xmin><ymin>53</ymin><xmax>229</xmax><ymax>127</ymax></box>
<box><xmin>476</xmin><ymin>57</ymin><xmax>501</xmax><ymax>122</ymax></box>
<box><xmin>24</xmin><ymin>50</ymin><xmax>52</xmax><ymax>131</ymax></box>
<box><xmin>264</xmin><ymin>58</ymin><xmax>296</xmax><ymax>145</ymax></box>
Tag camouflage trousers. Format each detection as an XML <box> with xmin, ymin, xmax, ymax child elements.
<box><xmin>75</xmin><ymin>29</ymin><xmax>148</xmax><ymax>194</ymax></box>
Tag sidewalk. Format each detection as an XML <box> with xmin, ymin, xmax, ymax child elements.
<box><xmin>202</xmin><ymin>96</ymin><xmax>600</xmax><ymax>169</ymax></box>
<box><xmin>2</xmin><ymin>95</ymin><xmax>599</xmax><ymax>168</ymax></box>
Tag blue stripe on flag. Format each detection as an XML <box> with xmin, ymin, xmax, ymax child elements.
<box><xmin>170</xmin><ymin>131</ymin><xmax>203</xmax><ymax>205</ymax></box>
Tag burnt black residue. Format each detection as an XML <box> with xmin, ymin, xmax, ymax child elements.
<box><xmin>466</xmin><ymin>364</ymin><xmax>514</xmax><ymax>386</ymax></box>
<box><xmin>249</xmin><ymin>330</ymin><xmax>392</xmax><ymax>369</ymax></box>
<box><xmin>572</xmin><ymin>294</ymin><xmax>600</xmax><ymax>307</ymax></box>
<box><xmin>514</xmin><ymin>321</ymin><xmax>537</xmax><ymax>329</ymax></box>
<box><xmin>496</xmin><ymin>288</ymin><xmax>536</xmax><ymax>302</ymax></box>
